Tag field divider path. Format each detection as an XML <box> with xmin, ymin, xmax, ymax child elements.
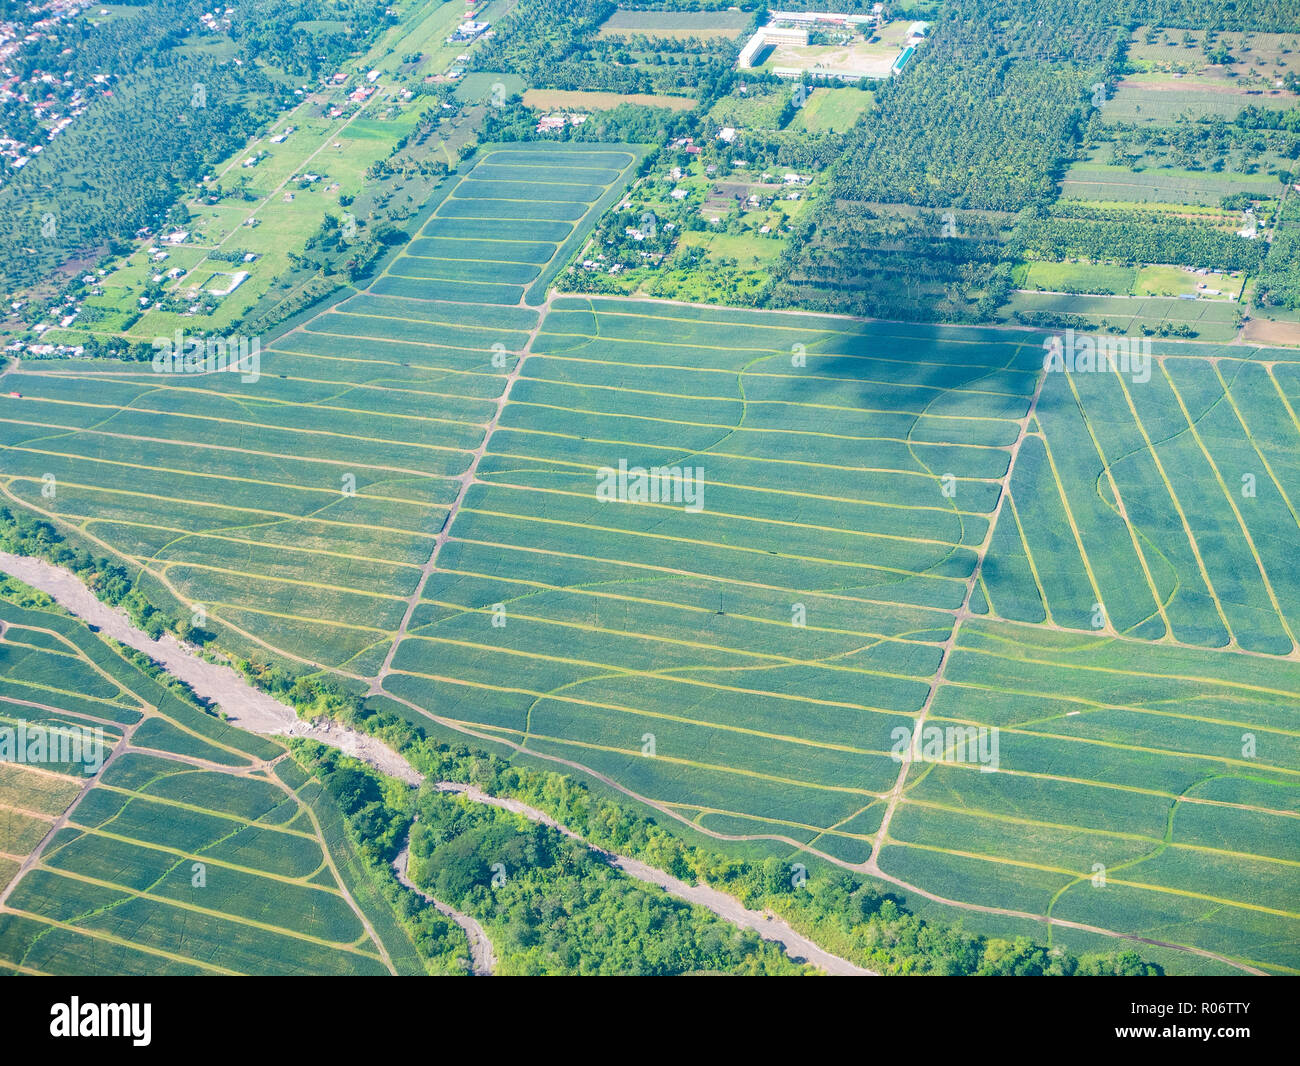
<box><xmin>370</xmin><ymin>294</ymin><xmax>555</xmax><ymax>693</ymax></box>
<box><xmin>867</xmin><ymin>362</ymin><xmax>1049</xmax><ymax>868</ymax></box>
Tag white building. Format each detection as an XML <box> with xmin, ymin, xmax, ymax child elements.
<box><xmin>738</xmin><ymin>25</ymin><xmax>809</xmax><ymax>68</ymax></box>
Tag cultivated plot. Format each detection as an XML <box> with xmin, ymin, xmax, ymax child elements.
<box><xmin>0</xmin><ymin>144</ymin><xmax>640</xmax><ymax>677</ymax></box>
<box><xmin>381</xmin><ymin>298</ymin><xmax>1040</xmax><ymax>860</ymax></box>
<box><xmin>981</xmin><ymin>351</ymin><xmax>1300</xmax><ymax>655</ymax></box>
<box><xmin>882</xmin><ymin>618</ymin><xmax>1300</xmax><ymax>975</ymax></box>
<box><xmin>0</xmin><ymin>594</ymin><xmax>421</xmax><ymax>975</ymax></box>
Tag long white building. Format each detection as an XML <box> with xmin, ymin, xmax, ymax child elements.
<box><xmin>737</xmin><ymin>25</ymin><xmax>809</xmax><ymax>68</ymax></box>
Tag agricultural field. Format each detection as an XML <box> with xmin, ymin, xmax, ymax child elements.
<box><xmin>1003</xmin><ymin>291</ymin><xmax>1243</xmax><ymax>340</ymax></box>
<box><xmin>381</xmin><ymin>297</ymin><xmax>1035</xmax><ymax>861</ymax></box>
<box><xmin>6</xmin><ymin>0</ymin><xmax>1300</xmax><ymax>975</ymax></box>
<box><xmin>0</xmin><ymin>144</ymin><xmax>642</xmax><ymax>678</ymax></box>
<box><xmin>980</xmin><ymin>350</ymin><xmax>1300</xmax><ymax>654</ymax></box>
<box><xmin>1005</xmin><ymin>16</ymin><xmax>1299</xmax><ymax>335</ymax></box>
<box><xmin>595</xmin><ymin>8</ymin><xmax>752</xmax><ymax>40</ymax></box>
<box><xmin>1059</xmin><ymin>160</ymin><xmax>1284</xmax><ymax>208</ymax></box>
<box><xmin>522</xmin><ymin>89</ymin><xmax>699</xmax><ymax>112</ymax></box>
<box><xmin>0</xmin><ymin>591</ymin><xmax>427</xmax><ymax>975</ymax></box>
<box><xmin>885</xmin><ymin>618</ymin><xmax>1300</xmax><ymax>976</ymax></box>
<box><xmin>4</xmin><ymin>180</ymin><xmax>1299</xmax><ymax>971</ymax></box>
<box><xmin>369</xmin><ymin>292</ymin><xmax>1296</xmax><ymax>973</ymax></box>
<box><xmin>1126</xmin><ymin>26</ymin><xmax>1300</xmax><ymax>84</ymax></box>
<box><xmin>1098</xmin><ymin>76</ymin><xmax>1298</xmax><ymax>125</ymax></box>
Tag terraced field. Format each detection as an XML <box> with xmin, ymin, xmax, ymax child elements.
<box><xmin>0</xmin><ymin>592</ymin><xmax>425</xmax><ymax>975</ymax></box>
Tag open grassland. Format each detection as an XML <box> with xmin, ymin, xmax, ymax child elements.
<box><xmin>0</xmin><ymin>594</ymin><xmax>425</xmax><ymax>975</ymax></box>
<box><xmin>789</xmin><ymin>87</ymin><xmax>874</xmax><ymax>134</ymax></box>
<box><xmin>1019</xmin><ymin>261</ymin><xmax>1242</xmax><ymax>300</ymax></box>
<box><xmin>0</xmin><ymin>144</ymin><xmax>640</xmax><ymax>678</ymax></box>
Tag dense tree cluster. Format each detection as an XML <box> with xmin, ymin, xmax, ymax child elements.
<box><xmin>1017</xmin><ymin>203</ymin><xmax>1267</xmax><ymax>271</ymax></box>
<box><xmin>1254</xmin><ymin>198</ymin><xmax>1300</xmax><ymax>310</ymax></box>
<box><xmin>229</xmin><ymin>0</ymin><xmax>397</xmax><ymax>78</ymax></box>
<box><xmin>772</xmin><ymin>208</ymin><xmax>1017</xmax><ymax>322</ymax></box>
<box><xmin>767</xmin><ymin>0</ymin><xmax>1127</xmax><ymax>322</ymax></box>
<box><xmin>405</xmin><ymin>791</ymin><xmax>799</xmax><ymax>975</ymax></box>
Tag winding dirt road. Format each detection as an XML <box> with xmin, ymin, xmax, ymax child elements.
<box><xmin>393</xmin><ymin>843</ymin><xmax>495</xmax><ymax>976</ymax></box>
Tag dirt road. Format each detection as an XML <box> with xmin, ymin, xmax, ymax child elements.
<box><xmin>393</xmin><ymin>843</ymin><xmax>495</xmax><ymax>976</ymax></box>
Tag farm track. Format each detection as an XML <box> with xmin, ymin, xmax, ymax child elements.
<box><xmin>393</xmin><ymin>843</ymin><xmax>495</xmax><ymax>975</ymax></box>
<box><xmin>370</xmin><ymin>293</ymin><xmax>556</xmax><ymax>693</ymax></box>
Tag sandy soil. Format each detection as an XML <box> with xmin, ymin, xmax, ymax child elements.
<box><xmin>1242</xmin><ymin>316</ymin><xmax>1300</xmax><ymax>347</ymax></box>
<box><xmin>0</xmin><ymin>552</ymin><xmax>420</xmax><ymax>785</ymax></box>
